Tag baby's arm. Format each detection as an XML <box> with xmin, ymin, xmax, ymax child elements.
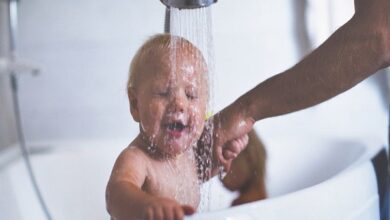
<box><xmin>221</xmin><ymin>135</ymin><xmax>249</xmax><ymax>171</ymax></box>
<box><xmin>106</xmin><ymin>147</ymin><xmax>194</xmax><ymax>220</ymax></box>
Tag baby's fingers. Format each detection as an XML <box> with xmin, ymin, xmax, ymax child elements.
<box><xmin>182</xmin><ymin>205</ymin><xmax>195</xmax><ymax>215</ymax></box>
<box><xmin>155</xmin><ymin>207</ymin><xmax>164</xmax><ymax>220</ymax></box>
<box><xmin>163</xmin><ymin>206</ymin><xmax>175</xmax><ymax>220</ymax></box>
<box><xmin>223</xmin><ymin>149</ymin><xmax>237</xmax><ymax>160</ymax></box>
<box><xmin>223</xmin><ymin>134</ymin><xmax>249</xmax><ymax>158</ymax></box>
<box><xmin>171</xmin><ymin>205</ymin><xmax>194</xmax><ymax>220</ymax></box>
<box><xmin>173</xmin><ymin>206</ymin><xmax>184</xmax><ymax>220</ymax></box>
<box><xmin>145</xmin><ymin>207</ymin><xmax>154</xmax><ymax>220</ymax></box>
<box><xmin>233</xmin><ymin>134</ymin><xmax>249</xmax><ymax>152</ymax></box>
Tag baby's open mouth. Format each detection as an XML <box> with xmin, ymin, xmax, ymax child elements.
<box><xmin>165</xmin><ymin>121</ymin><xmax>189</xmax><ymax>138</ymax></box>
<box><xmin>166</xmin><ymin>122</ymin><xmax>186</xmax><ymax>132</ymax></box>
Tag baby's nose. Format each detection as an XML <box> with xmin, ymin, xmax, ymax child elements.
<box><xmin>170</xmin><ymin>92</ymin><xmax>186</xmax><ymax>113</ymax></box>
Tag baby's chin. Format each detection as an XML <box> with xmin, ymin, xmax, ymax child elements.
<box><xmin>162</xmin><ymin>145</ymin><xmax>189</xmax><ymax>157</ymax></box>
<box><xmin>141</xmin><ymin>130</ymin><xmax>200</xmax><ymax>158</ymax></box>
<box><xmin>157</xmin><ymin>140</ymin><xmax>194</xmax><ymax>158</ymax></box>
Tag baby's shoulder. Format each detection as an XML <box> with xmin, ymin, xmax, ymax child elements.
<box><xmin>114</xmin><ymin>144</ymin><xmax>152</xmax><ymax>169</ymax></box>
<box><xmin>120</xmin><ymin>144</ymin><xmax>149</xmax><ymax>161</ymax></box>
<box><xmin>110</xmin><ymin>144</ymin><xmax>151</xmax><ymax>187</ymax></box>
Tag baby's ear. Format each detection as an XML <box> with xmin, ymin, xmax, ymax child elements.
<box><xmin>128</xmin><ymin>88</ymin><xmax>140</xmax><ymax>122</ymax></box>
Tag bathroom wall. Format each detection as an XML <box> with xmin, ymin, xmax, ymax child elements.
<box><xmin>12</xmin><ymin>0</ymin><xmax>389</xmax><ymax>147</ymax></box>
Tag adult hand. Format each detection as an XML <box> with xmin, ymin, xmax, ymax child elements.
<box><xmin>213</xmin><ymin>99</ymin><xmax>255</xmax><ymax>170</ymax></box>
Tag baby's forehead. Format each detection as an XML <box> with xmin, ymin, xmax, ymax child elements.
<box><xmin>147</xmin><ymin>64</ymin><xmax>205</xmax><ymax>86</ymax></box>
<box><xmin>151</xmin><ymin>45</ymin><xmax>205</xmax><ymax>63</ymax></box>
<box><xmin>145</xmin><ymin>47</ymin><xmax>207</xmax><ymax>73</ymax></box>
<box><xmin>142</xmin><ymin>64</ymin><xmax>206</xmax><ymax>91</ymax></box>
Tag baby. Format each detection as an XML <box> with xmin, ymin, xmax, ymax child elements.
<box><xmin>105</xmin><ymin>34</ymin><xmax>248</xmax><ymax>220</ymax></box>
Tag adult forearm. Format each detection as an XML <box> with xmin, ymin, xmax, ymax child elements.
<box><xmin>211</xmin><ymin>0</ymin><xmax>389</xmax><ymax>167</ymax></box>
<box><xmin>242</xmin><ymin>15</ymin><xmax>388</xmax><ymax>121</ymax></box>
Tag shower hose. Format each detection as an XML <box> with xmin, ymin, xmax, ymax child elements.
<box><xmin>10</xmin><ymin>74</ymin><xmax>53</xmax><ymax>220</ymax></box>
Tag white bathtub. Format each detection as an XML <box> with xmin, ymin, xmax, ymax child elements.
<box><xmin>0</xmin><ymin>136</ymin><xmax>385</xmax><ymax>220</ymax></box>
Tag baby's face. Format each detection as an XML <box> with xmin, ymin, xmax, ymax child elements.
<box><xmin>134</xmin><ymin>48</ymin><xmax>208</xmax><ymax>157</ymax></box>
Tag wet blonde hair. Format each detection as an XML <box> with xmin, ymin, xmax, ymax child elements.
<box><xmin>127</xmin><ymin>34</ymin><xmax>208</xmax><ymax>93</ymax></box>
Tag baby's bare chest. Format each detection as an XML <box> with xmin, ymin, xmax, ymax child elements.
<box><xmin>145</xmin><ymin>159</ymin><xmax>201</xmax><ymax>207</ymax></box>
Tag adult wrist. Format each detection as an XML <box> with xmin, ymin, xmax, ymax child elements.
<box><xmin>352</xmin><ymin>12</ymin><xmax>390</xmax><ymax>68</ymax></box>
<box><xmin>380</xmin><ymin>25</ymin><xmax>390</xmax><ymax>67</ymax></box>
<box><xmin>234</xmin><ymin>92</ymin><xmax>260</xmax><ymax>123</ymax></box>
<box><xmin>370</xmin><ymin>19</ymin><xmax>390</xmax><ymax>67</ymax></box>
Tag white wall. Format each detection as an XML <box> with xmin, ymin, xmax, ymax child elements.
<box><xmin>14</xmin><ymin>0</ymin><xmax>388</xmax><ymax>147</ymax></box>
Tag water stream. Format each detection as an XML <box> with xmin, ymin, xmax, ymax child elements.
<box><xmin>167</xmin><ymin>6</ymin><xmax>220</xmax><ymax>212</ymax></box>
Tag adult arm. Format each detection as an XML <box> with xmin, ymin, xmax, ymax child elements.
<box><xmin>214</xmin><ymin>0</ymin><xmax>390</xmax><ymax>164</ymax></box>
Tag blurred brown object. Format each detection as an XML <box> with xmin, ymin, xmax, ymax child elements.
<box><xmin>222</xmin><ymin>130</ymin><xmax>267</xmax><ymax>206</ymax></box>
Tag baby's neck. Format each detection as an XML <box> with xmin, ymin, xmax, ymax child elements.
<box><xmin>135</xmin><ymin>134</ymin><xmax>193</xmax><ymax>162</ymax></box>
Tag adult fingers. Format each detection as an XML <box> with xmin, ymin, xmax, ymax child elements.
<box><xmin>216</xmin><ymin>144</ymin><xmax>228</xmax><ymax>166</ymax></box>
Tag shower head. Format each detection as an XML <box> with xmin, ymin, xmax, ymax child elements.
<box><xmin>160</xmin><ymin>0</ymin><xmax>217</xmax><ymax>9</ymax></box>
<box><xmin>162</xmin><ymin>0</ymin><xmax>216</xmax><ymax>33</ymax></box>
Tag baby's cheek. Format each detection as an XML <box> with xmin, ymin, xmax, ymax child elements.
<box><xmin>194</xmin><ymin>115</ymin><xmax>206</xmax><ymax>136</ymax></box>
<box><xmin>142</xmin><ymin>106</ymin><xmax>163</xmax><ymax>134</ymax></box>
<box><xmin>188</xmin><ymin>103</ymin><xmax>206</xmax><ymax>130</ymax></box>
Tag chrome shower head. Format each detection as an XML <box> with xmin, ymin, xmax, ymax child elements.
<box><xmin>161</xmin><ymin>0</ymin><xmax>217</xmax><ymax>9</ymax></box>
<box><xmin>162</xmin><ymin>0</ymin><xmax>216</xmax><ymax>33</ymax></box>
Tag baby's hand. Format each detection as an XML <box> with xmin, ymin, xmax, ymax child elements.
<box><xmin>144</xmin><ymin>197</ymin><xmax>195</xmax><ymax>220</ymax></box>
<box><xmin>221</xmin><ymin>134</ymin><xmax>249</xmax><ymax>171</ymax></box>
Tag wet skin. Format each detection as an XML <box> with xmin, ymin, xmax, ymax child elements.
<box><xmin>107</xmin><ymin>43</ymin><xmax>208</xmax><ymax>220</ymax></box>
